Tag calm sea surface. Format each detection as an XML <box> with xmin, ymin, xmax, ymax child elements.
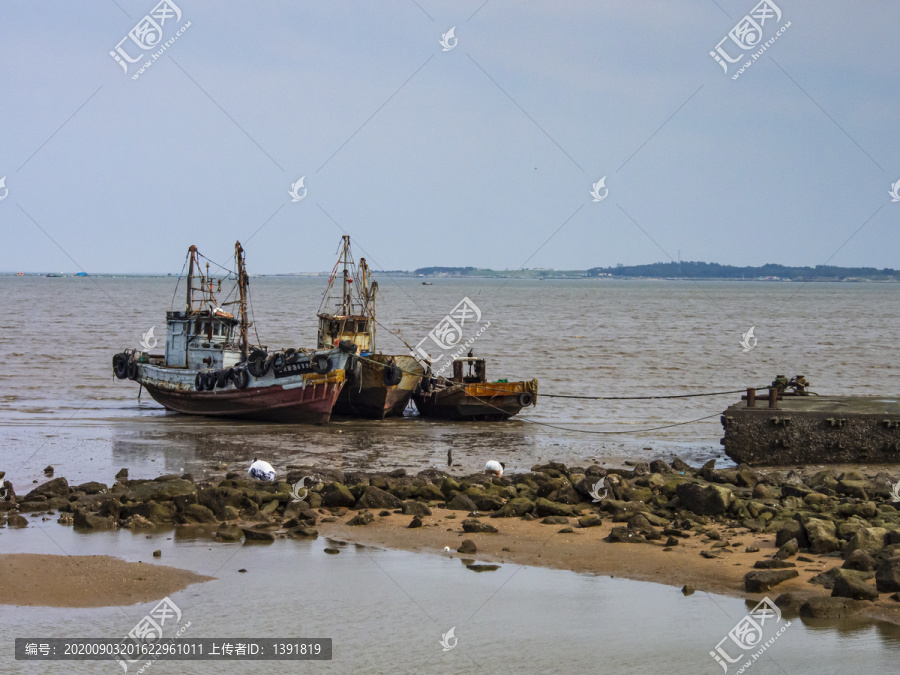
<box><xmin>3</xmin><ymin>276</ymin><xmax>900</xmax><ymax>674</ymax></box>
<box><xmin>2</xmin><ymin>275</ymin><xmax>899</xmax><ymax>483</ymax></box>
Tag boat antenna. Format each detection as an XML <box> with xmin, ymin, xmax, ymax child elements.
<box><xmin>236</xmin><ymin>241</ymin><xmax>249</xmax><ymax>362</ymax></box>
<box><xmin>341</xmin><ymin>235</ymin><xmax>350</xmax><ymax>316</ymax></box>
<box><xmin>185</xmin><ymin>245</ymin><xmax>197</xmax><ymax>312</ymax></box>
<box><xmin>360</xmin><ymin>257</ymin><xmax>376</xmax><ymax>351</ymax></box>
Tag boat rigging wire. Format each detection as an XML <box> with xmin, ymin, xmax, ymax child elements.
<box><xmin>169</xmin><ymin>249</ymin><xmax>190</xmax><ymax>310</ymax></box>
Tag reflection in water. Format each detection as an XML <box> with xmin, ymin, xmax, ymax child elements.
<box><xmin>105</xmin><ymin>413</ymin><xmax>543</xmax><ymax>480</ymax></box>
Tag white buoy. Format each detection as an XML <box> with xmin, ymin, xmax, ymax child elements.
<box><xmin>248</xmin><ymin>458</ymin><xmax>277</xmax><ymax>482</ymax></box>
<box><xmin>484</xmin><ymin>460</ymin><xmax>503</xmax><ymax>477</ymax></box>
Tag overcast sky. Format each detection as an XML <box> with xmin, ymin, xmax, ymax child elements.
<box><xmin>1</xmin><ymin>0</ymin><xmax>898</xmax><ymax>274</ymax></box>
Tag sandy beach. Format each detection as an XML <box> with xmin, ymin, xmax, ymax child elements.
<box><xmin>5</xmin><ymin>458</ymin><xmax>900</xmax><ymax>624</ymax></box>
<box><xmin>318</xmin><ymin>510</ymin><xmax>900</xmax><ymax>625</ymax></box>
<box><xmin>0</xmin><ymin>553</ymin><xmax>212</xmax><ymax>607</ymax></box>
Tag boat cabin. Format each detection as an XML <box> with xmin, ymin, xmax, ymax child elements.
<box><xmin>317</xmin><ymin>314</ymin><xmax>372</xmax><ymax>353</ymax></box>
<box><xmin>316</xmin><ymin>237</ymin><xmax>377</xmax><ymax>354</ymax></box>
<box><xmin>165</xmin><ymin>308</ymin><xmax>242</xmax><ymax>370</ymax></box>
<box><xmin>451</xmin><ymin>357</ymin><xmax>486</xmax><ymax>384</ymax></box>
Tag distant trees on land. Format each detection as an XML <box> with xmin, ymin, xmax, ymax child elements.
<box><xmin>586</xmin><ymin>262</ymin><xmax>898</xmax><ymax>280</ymax></box>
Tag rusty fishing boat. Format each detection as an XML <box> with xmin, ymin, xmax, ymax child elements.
<box><xmin>318</xmin><ymin>236</ymin><xmax>424</xmax><ymax>419</ymax></box>
<box><xmin>112</xmin><ymin>242</ymin><xmax>353</xmax><ymax>424</ymax></box>
<box><xmin>414</xmin><ymin>356</ymin><xmax>538</xmax><ymax>420</ymax></box>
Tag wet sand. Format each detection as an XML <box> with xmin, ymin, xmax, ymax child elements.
<box><xmin>318</xmin><ymin>512</ymin><xmax>900</xmax><ymax>625</ymax></box>
<box><xmin>0</xmin><ymin>554</ymin><xmax>213</xmax><ymax>607</ymax></box>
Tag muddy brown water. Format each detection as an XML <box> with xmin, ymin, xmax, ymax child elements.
<box><xmin>3</xmin><ymin>276</ymin><xmax>899</xmax><ymax>484</ymax></box>
<box><xmin>3</xmin><ymin>276</ymin><xmax>900</xmax><ymax>672</ymax></box>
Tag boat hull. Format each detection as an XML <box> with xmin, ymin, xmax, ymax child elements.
<box><xmin>136</xmin><ymin>362</ymin><xmax>346</xmax><ymax>424</ymax></box>
<box><xmin>334</xmin><ymin>354</ymin><xmax>424</xmax><ymax>419</ymax></box>
<box><xmin>413</xmin><ymin>379</ymin><xmax>538</xmax><ymax>421</ymax></box>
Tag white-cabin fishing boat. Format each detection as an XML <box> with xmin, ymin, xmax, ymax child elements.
<box><xmin>112</xmin><ymin>242</ymin><xmax>354</xmax><ymax>423</ymax></box>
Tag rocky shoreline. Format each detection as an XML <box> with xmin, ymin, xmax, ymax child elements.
<box><xmin>4</xmin><ymin>459</ymin><xmax>900</xmax><ymax>622</ymax></box>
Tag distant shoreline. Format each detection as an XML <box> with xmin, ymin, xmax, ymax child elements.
<box><xmin>3</xmin><ymin>273</ymin><xmax>898</xmax><ymax>283</ymax></box>
<box><xmin>3</xmin><ymin>260</ymin><xmax>898</xmax><ymax>282</ymax></box>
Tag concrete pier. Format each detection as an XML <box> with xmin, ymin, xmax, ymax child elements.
<box><xmin>721</xmin><ymin>394</ymin><xmax>900</xmax><ymax>465</ymax></box>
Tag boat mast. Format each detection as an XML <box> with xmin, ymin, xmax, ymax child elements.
<box><xmin>341</xmin><ymin>235</ymin><xmax>350</xmax><ymax>316</ymax></box>
<box><xmin>235</xmin><ymin>241</ymin><xmax>249</xmax><ymax>362</ymax></box>
<box><xmin>371</xmin><ymin>279</ymin><xmax>377</xmax><ymax>353</ymax></box>
<box><xmin>360</xmin><ymin>257</ymin><xmax>376</xmax><ymax>352</ymax></box>
<box><xmin>185</xmin><ymin>245</ymin><xmax>197</xmax><ymax>311</ymax></box>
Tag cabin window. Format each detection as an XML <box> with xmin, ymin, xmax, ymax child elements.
<box><xmin>212</xmin><ymin>323</ymin><xmax>219</xmax><ymax>336</ymax></box>
<box><xmin>194</xmin><ymin>319</ymin><xmax>202</xmax><ymax>334</ymax></box>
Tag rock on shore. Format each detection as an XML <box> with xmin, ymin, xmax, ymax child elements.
<box><xmin>5</xmin><ymin>459</ymin><xmax>900</xmax><ymax>608</ymax></box>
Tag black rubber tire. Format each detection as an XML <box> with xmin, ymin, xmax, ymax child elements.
<box><xmin>518</xmin><ymin>392</ymin><xmax>535</xmax><ymax>407</ymax></box>
<box><xmin>248</xmin><ymin>353</ymin><xmax>269</xmax><ymax>378</ymax></box>
<box><xmin>284</xmin><ymin>348</ymin><xmax>298</xmax><ymax>365</ymax></box>
<box><xmin>126</xmin><ymin>360</ymin><xmax>139</xmax><ymax>380</ymax></box>
<box><xmin>312</xmin><ymin>354</ymin><xmax>331</xmax><ymax>375</ymax></box>
<box><xmin>338</xmin><ymin>339</ymin><xmax>358</xmax><ymax>354</ymax></box>
<box><xmin>113</xmin><ymin>354</ymin><xmax>128</xmax><ymax>379</ymax></box>
<box><xmin>216</xmin><ymin>369</ymin><xmax>231</xmax><ymax>389</ymax></box>
<box><xmin>232</xmin><ymin>368</ymin><xmax>250</xmax><ymax>390</ymax></box>
<box><xmin>195</xmin><ymin>372</ymin><xmax>206</xmax><ymax>391</ymax></box>
<box><xmin>383</xmin><ymin>364</ymin><xmax>402</xmax><ymax>387</ymax></box>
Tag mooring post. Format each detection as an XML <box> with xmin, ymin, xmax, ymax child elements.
<box><xmin>768</xmin><ymin>387</ymin><xmax>778</xmax><ymax>409</ymax></box>
<box><xmin>747</xmin><ymin>388</ymin><xmax>756</xmax><ymax>408</ymax></box>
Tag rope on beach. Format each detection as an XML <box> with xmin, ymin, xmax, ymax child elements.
<box><xmin>513</xmin><ymin>412</ymin><xmax>724</xmax><ymax>434</ymax></box>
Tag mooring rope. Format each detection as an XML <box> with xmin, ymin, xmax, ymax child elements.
<box><xmin>347</xmin><ymin>353</ymin><xmax>737</xmax><ymax>435</ymax></box>
<box><xmin>532</xmin><ymin>389</ymin><xmax>759</xmax><ymax>401</ymax></box>
<box><xmin>459</xmin><ymin>390</ymin><xmax>724</xmax><ymax>435</ymax></box>
<box><xmin>353</xmin><ymin>354</ymin><xmax>763</xmax><ymax>401</ymax></box>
